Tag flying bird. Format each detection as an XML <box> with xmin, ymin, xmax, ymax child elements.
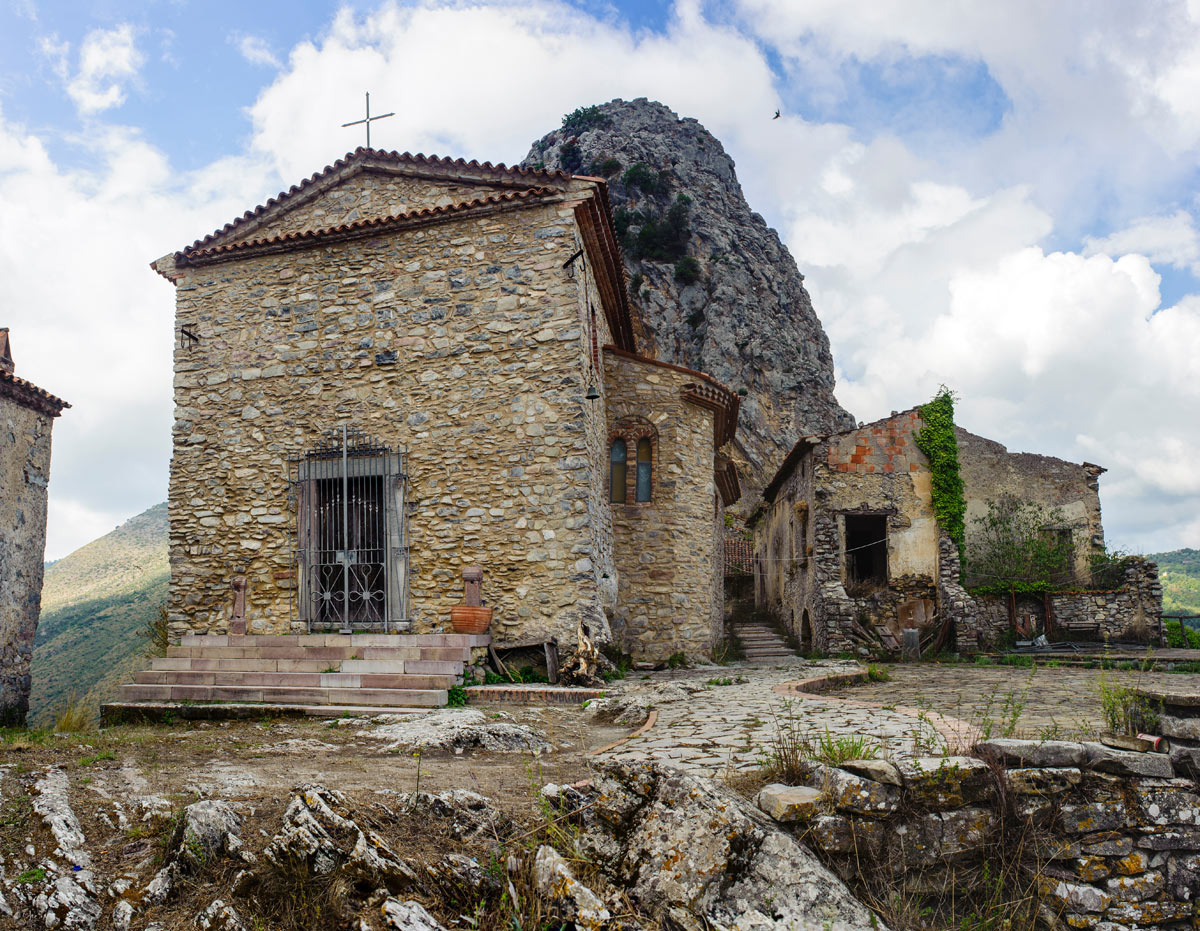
<box><xmin>773</xmin><ymin>109</ymin><xmax>781</xmax><ymax>119</ymax></box>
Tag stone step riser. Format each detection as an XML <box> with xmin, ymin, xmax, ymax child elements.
<box><xmin>180</xmin><ymin>633</ymin><xmax>488</xmax><ymax>649</ymax></box>
<box><xmin>135</xmin><ymin>671</ymin><xmax>458</xmax><ymax>690</ymax></box>
<box><xmin>119</xmin><ymin>683</ymin><xmax>447</xmax><ymax>707</ymax></box>
<box><xmin>150</xmin><ymin>657</ymin><xmax>462</xmax><ymax>676</ymax></box>
<box><xmin>165</xmin><ymin>646</ymin><xmax>471</xmax><ymax>662</ymax></box>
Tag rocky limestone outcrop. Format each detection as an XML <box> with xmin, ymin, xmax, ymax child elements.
<box><xmin>523</xmin><ymin>99</ymin><xmax>855</xmax><ymax>503</ymax></box>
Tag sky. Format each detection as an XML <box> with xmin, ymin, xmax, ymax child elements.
<box><xmin>1</xmin><ymin>0</ymin><xmax>1199</xmax><ymax>560</ymax></box>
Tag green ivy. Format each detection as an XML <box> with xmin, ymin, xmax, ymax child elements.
<box><xmin>914</xmin><ymin>388</ymin><xmax>966</xmax><ymax>560</ymax></box>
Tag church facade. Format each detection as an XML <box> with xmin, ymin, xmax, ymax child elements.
<box><xmin>153</xmin><ymin>149</ymin><xmax>739</xmax><ymax>663</ymax></box>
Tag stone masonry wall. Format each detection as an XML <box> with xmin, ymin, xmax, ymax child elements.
<box><xmin>167</xmin><ymin>197</ymin><xmax>615</xmax><ymax>650</ymax></box>
<box><xmin>602</xmin><ymin>350</ymin><xmax>719</xmax><ymax>662</ymax></box>
<box><xmin>0</xmin><ymin>395</ymin><xmax>54</xmax><ymax>724</ymax></box>
<box><xmin>759</xmin><ymin>738</ymin><xmax>1200</xmax><ymax>929</ymax></box>
<box><xmin>958</xmin><ymin>426</ymin><xmax>1106</xmax><ymax>581</ymax></box>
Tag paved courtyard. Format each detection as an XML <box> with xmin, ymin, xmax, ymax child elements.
<box><xmin>595</xmin><ymin>658</ymin><xmax>1200</xmax><ymax>778</ymax></box>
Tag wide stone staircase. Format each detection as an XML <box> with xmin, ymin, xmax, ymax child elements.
<box><xmin>108</xmin><ymin>633</ymin><xmax>488</xmax><ymax>718</ymax></box>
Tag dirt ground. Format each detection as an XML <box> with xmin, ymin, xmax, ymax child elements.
<box><xmin>0</xmin><ymin>703</ymin><xmax>634</xmax><ymax>931</ymax></box>
<box><xmin>828</xmin><ymin>661</ymin><xmax>1200</xmax><ymax>740</ymax></box>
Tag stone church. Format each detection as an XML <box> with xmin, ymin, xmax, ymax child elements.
<box><xmin>152</xmin><ymin>148</ymin><xmax>740</xmax><ymax>665</ymax></box>
<box><xmin>0</xmin><ymin>329</ymin><xmax>68</xmax><ymax>724</ymax></box>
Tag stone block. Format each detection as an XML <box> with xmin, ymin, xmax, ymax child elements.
<box><xmin>1136</xmin><ymin>829</ymin><xmax>1200</xmax><ymax>851</ymax></box>
<box><xmin>899</xmin><ymin>756</ymin><xmax>993</xmax><ymax>809</ymax></box>
<box><xmin>1110</xmin><ymin>850</ymin><xmax>1148</xmax><ymax>876</ymax></box>
<box><xmin>1165</xmin><ymin>853</ymin><xmax>1200</xmax><ymax>901</ymax></box>
<box><xmin>1104</xmin><ymin>870</ymin><xmax>1163</xmax><ymax>902</ymax></box>
<box><xmin>1004</xmin><ymin>766</ymin><xmax>1082</xmax><ymax>796</ymax></box>
<box><xmin>840</xmin><ymin>758</ymin><xmax>902</xmax><ymax>786</ymax></box>
<box><xmin>975</xmin><ymin>739</ymin><xmax>1086</xmax><ymax>767</ymax></box>
<box><xmin>1081</xmin><ymin>742</ymin><xmax>1174</xmax><ymax>779</ymax></box>
<box><xmin>805</xmin><ymin>814</ymin><xmax>885</xmax><ymax>857</ymax></box>
<box><xmin>1156</xmin><ymin>713</ymin><xmax>1200</xmax><ymax>742</ymax></box>
<box><xmin>1132</xmin><ymin>783</ymin><xmax>1200</xmax><ymax>826</ymax></box>
<box><xmin>1060</xmin><ymin>802</ymin><xmax>1128</xmax><ymax>834</ymax></box>
<box><xmin>1074</xmin><ymin>857</ymin><xmax>1111</xmax><ymax>881</ymax></box>
<box><xmin>1103</xmin><ymin>900</ymin><xmax>1193</xmax><ymax>924</ymax></box>
<box><xmin>807</xmin><ymin>764</ymin><xmax>900</xmax><ymax>816</ymax></box>
<box><xmin>1083</xmin><ymin>833</ymin><xmax>1133</xmax><ymax>857</ymax></box>
<box><xmin>1037</xmin><ymin>877</ymin><xmax>1111</xmax><ymax>913</ymax></box>
<box><xmin>757</xmin><ymin>784</ymin><xmax>821</xmax><ymax>823</ymax></box>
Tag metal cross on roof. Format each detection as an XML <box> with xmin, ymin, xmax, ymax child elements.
<box><xmin>341</xmin><ymin>91</ymin><xmax>394</xmax><ymax>149</ymax></box>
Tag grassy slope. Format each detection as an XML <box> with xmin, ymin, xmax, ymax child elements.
<box><xmin>30</xmin><ymin>502</ymin><xmax>168</xmax><ymax>724</ymax></box>
<box><xmin>1147</xmin><ymin>548</ymin><xmax>1200</xmax><ymax>619</ymax></box>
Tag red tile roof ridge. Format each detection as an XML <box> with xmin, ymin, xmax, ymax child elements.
<box><xmin>187</xmin><ymin>148</ymin><xmax>573</xmax><ymax>254</ymax></box>
<box><xmin>179</xmin><ymin>186</ymin><xmax>558</xmax><ymax>263</ymax></box>
<box><xmin>0</xmin><ymin>368</ymin><xmax>69</xmax><ymax>416</ymax></box>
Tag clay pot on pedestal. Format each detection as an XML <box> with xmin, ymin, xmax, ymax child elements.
<box><xmin>450</xmin><ymin>605</ymin><xmax>492</xmax><ymax>635</ymax></box>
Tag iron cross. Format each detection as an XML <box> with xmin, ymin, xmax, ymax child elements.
<box><xmin>342</xmin><ymin>92</ymin><xmax>394</xmax><ymax>149</ymax></box>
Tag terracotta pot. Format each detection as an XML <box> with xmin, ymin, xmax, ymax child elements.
<box><xmin>451</xmin><ymin>605</ymin><xmax>492</xmax><ymax>635</ymax></box>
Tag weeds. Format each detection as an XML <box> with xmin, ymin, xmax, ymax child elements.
<box><xmin>866</xmin><ymin>664</ymin><xmax>891</xmax><ymax>683</ymax></box>
<box><xmin>52</xmin><ymin>693</ymin><xmax>96</xmax><ymax>734</ymax></box>
<box><xmin>78</xmin><ymin>749</ymin><xmax>116</xmax><ymax>766</ymax></box>
<box><xmin>446</xmin><ymin>684</ymin><xmax>468</xmax><ymax>708</ymax></box>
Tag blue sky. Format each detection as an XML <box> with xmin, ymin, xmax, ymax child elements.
<box><xmin>2</xmin><ymin>0</ymin><xmax>1199</xmax><ymax>558</ymax></box>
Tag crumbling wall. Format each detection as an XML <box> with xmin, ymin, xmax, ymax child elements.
<box><xmin>0</xmin><ymin>394</ymin><xmax>54</xmax><ymax>725</ymax></box>
<box><xmin>760</xmin><ymin>738</ymin><xmax>1200</xmax><ymax>929</ymax></box>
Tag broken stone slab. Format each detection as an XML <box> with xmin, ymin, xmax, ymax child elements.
<box><xmin>1038</xmin><ymin>877</ymin><xmax>1111</xmax><ymax>913</ymax></box>
<box><xmin>757</xmin><ymin>784</ymin><xmax>821</xmax><ymax>823</ymax></box>
<box><xmin>380</xmin><ymin>899</ymin><xmax>448</xmax><ymax>931</ymax></box>
<box><xmin>1169</xmin><ymin>743</ymin><xmax>1200</xmax><ymax>778</ymax></box>
<box><xmin>974</xmin><ymin>739</ymin><xmax>1086</xmax><ymax>768</ymax></box>
<box><xmin>840</xmin><ymin>758</ymin><xmax>902</xmax><ymax>786</ymax></box>
<box><xmin>1105</xmin><ymin>870</ymin><xmax>1164</xmax><ymax>903</ymax></box>
<box><xmin>532</xmin><ymin>845</ymin><xmax>610</xmax><ymax>931</ymax></box>
<box><xmin>1003</xmin><ymin>767</ymin><xmax>1082</xmax><ymax>796</ymax></box>
<box><xmin>145</xmin><ymin>799</ymin><xmax>250</xmax><ymax>905</ymax></box>
<box><xmin>805</xmin><ymin>764</ymin><xmax>900</xmax><ymax>816</ymax></box>
<box><xmin>584</xmin><ymin>760</ymin><xmax>889</xmax><ymax>930</ymax></box>
<box><xmin>1104</xmin><ymin>899</ymin><xmax>1194</xmax><ymax>925</ymax></box>
<box><xmin>405</xmin><ymin>788</ymin><xmax>511</xmax><ymax>841</ymax></box>
<box><xmin>33</xmin><ymin>768</ymin><xmax>90</xmax><ymax>868</ymax></box>
<box><xmin>1081</xmin><ymin>742</ymin><xmax>1175</xmax><ymax>778</ymax></box>
<box><xmin>889</xmin><ymin>807</ymin><xmax>995</xmax><ymax>869</ymax></box>
<box><xmin>804</xmin><ymin>814</ymin><xmax>885</xmax><ymax>857</ymax></box>
<box><xmin>899</xmin><ymin>756</ymin><xmax>993</xmax><ymax>809</ymax></box>
<box><xmin>1165</xmin><ymin>853</ymin><xmax>1200</xmax><ymax>901</ymax></box>
<box><xmin>1158</xmin><ymin>713</ymin><xmax>1200</xmax><ymax>742</ymax></box>
<box><xmin>195</xmin><ymin>899</ymin><xmax>249</xmax><ymax>931</ymax></box>
<box><xmin>32</xmin><ymin>874</ymin><xmax>102</xmax><ymax>931</ymax></box>
<box><xmin>1135</xmin><ymin>829</ymin><xmax>1200</xmax><ymax>850</ymax></box>
<box><xmin>1135</xmin><ymin>687</ymin><xmax>1200</xmax><ymax>709</ymax></box>
<box><xmin>362</xmin><ymin>709</ymin><xmax>551</xmax><ymax>754</ymax></box>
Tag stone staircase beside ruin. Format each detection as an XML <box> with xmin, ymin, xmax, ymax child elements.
<box><xmin>731</xmin><ymin>619</ymin><xmax>797</xmax><ymax>662</ymax></box>
<box><xmin>108</xmin><ymin>633</ymin><xmax>489</xmax><ymax>717</ymax></box>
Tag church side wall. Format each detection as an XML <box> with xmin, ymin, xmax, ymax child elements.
<box><xmin>168</xmin><ymin>201</ymin><xmax>609</xmax><ymax>649</ymax></box>
<box><xmin>0</xmin><ymin>395</ymin><xmax>54</xmax><ymax>724</ymax></box>
<box><xmin>602</xmin><ymin>352</ymin><xmax>718</xmax><ymax>662</ymax></box>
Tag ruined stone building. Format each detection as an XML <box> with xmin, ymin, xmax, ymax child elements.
<box><xmin>152</xmin><ymin>148</ymin><xmax>740</xmax><ymax>664</ymax></box>
<box><xmin>0</xmin><ymin>329</ymin><xmax>68</xmax><ymax>724</ymax></box>
<box><xmin>753</xmin><ymin>408</ymin><xmax>1161</xmax><ymax>654</ymax></box>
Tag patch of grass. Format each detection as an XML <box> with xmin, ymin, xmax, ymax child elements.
<box><xmin>14</xmin><ymin>867</ymin><xmax>46</xmax><ymax>884</ymax></box>
<box><xmin>666</xmin><ymin>652</ymin><xmax>688</xmax><ymax>670</ymax></box>
<box><xmin>78</xmin><ymin>748</ymin><xmax>116</xmax><ymax>766</ymax></box>
<box><xmin>866</xmin><ymin>664</ymin><xmax>891</xmax><ymax>682</ymax></box>
<box><xmin>52</xmin><ymin>693</ymin><xmax>96</xmax><ymax>734</ymax></box>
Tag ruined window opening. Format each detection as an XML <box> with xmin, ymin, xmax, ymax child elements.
<box><xmin>844</xmin><ymin>514</ymin><xmax>887</xmax><ymax>585</ymax></box>
<box><xmin>610</xmin><ymin>439</ymin><xmax>627</xmax><ymax>503</ymax></box>
<box><xmin>291</xmin><ymin>427</ymin><xmax>409</xmax><ymax>632</ymax></box>
<box><xmin>635</xmin><ymin>438</ymin><xmax>652</xmax><ymax>502</ymax></box>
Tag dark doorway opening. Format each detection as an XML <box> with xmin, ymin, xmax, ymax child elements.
<box><xmin>845</xmin><ymin>514</ymin><xmax>888</xmax><ymax>585</ymax></box>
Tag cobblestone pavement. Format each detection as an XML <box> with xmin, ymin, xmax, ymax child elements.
<box><xmin>597</xmin><ymin>659</ymin><xmax>960</xmax><ymax>776</ymax></box>
<box><xmin>826</xmin><ymin>662</ymin><xmax>1200</xmax><ymax>740</ymax></box>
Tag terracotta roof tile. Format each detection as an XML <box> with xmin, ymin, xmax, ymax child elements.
<box><xmin>187</xmin><ymin>148</ymin><xmax>572</xmax><ymax>254</ymax></box>
<box><xmin>0</xmin><ymin>368</ymin><xmax>69</xmax><ymax>417</ymax></box>
<box><xmin>178</xmin><ymin>187</ymin><xmax>557</xmax><ymax>264</ymax></box>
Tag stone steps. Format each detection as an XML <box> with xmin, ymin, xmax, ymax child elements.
<box><xmin>112</xmin><ymin>633</ymin><xmax>488</xmax><ymax>715</ymax></box>
<box><xmin>732</xmin><ymin>622</ymin><xmax>796</xmax><ymax>662</ymax></box>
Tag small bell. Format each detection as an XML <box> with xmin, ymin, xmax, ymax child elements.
<box><xmin>585</xmin><ymin>383</ymin><xmax>601</xmax><ymax>400</ymax></box>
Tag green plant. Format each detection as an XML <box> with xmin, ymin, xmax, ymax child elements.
<box><xmin>15</xmin><ymin>867</ymin><xmax>46</xmax><ymax>884</ymax></box>
<box><xmin>1165</xmin><ymin>618</ymin><xmax>1200</xmax><ymax>649</ymax></box>
<box><xmin>913</xmin><ymin>388</ymin><xmax>966</xmax><ymax>560</ymax></box>
<box><xmin>446</xmin><ymin>684</ymin><xmax>468</xmax><ymax>707</ymax></box>
<box><xmin>967</xmin><ymin>494</ymin><xmax>1077</xmax><ymax>596</ymax></box>
<box><xmin>52</xmin><ymin>693</ymin><xmax>96</xmax><ymax>734</ymax></box>
<box><xmin>807</xmin><ymin>727</ymin><xmax>881</xmax><ymax>765</ymax></box>
<box><xmin>1096</xmin><ymin>666</ymin><xmax>1160</xmax><ymax>735</ymax></box>
<box><xmin>627</xmin><ymin>271</ymin><xmax>643</xmax><ymax>299</ymax></box>
<box><xmin>666</xmin><ymin>652</ymin><xmax>688</xmax><ymax>669</ymax></box>
<box><xmin>675</xmin><ymin>256</ymin><xmax>701</xmax><ymax>284</ymax></box>
<box><xmin>558</xmin><ymin>140</ymin><xmax>583</xmax><ymax>173</ymax></box>
<box><xmin>561</xmin><ymin>105</ymin><xmax>609</xmax><ymax>134</ymax></box>
<box><xmin>590</xmin><ymin>156</ymin><xmax>622</xmax><ymax>177</ymax></box>
<box><xmin>138</xmin><ymin>603</ymin><xmax>171</xmax><ymax>658</ymax></box>
<box><xmin>621</xmin><ymin>162</ymin><xmax>669</xmax><ymax>195</ymax></box>
<box><xmin>78</xmin><ymin>749</ymin><xmax>116</xmax><ymax>766</ymax></box>
<box><xmin>866</xmin><ymin>664</ymin><xmax>891</xmax><ymax>682</ymax></box>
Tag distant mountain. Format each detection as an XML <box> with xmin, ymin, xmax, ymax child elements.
<box><xmin>30</xmin><ymin>503</ymin><xmax>168</xmax><ymax>724</ymax></box>
<box><xmin>1147</xmin><ymin>549</ymin><xmax>1200</xmax><ymax>619</ymax></box>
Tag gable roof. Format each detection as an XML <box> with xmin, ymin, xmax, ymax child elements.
<box><xmin>188</xmin><ymin>148</ymin><xmax>573</xmax><ymax>255</ymax></box>
<box><xmin>0</xmin><ymin>368</ymin><xmax>69</xmax><ymax>417</ymax></box>
<box><xmin>155</xmin><ymin>148</ymin><xmax>637</xmax><ymax>352</ymax></box>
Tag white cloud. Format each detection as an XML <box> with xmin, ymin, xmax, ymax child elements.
<box><xmin>233</xmin><ymin>33</ymin><xmax>281</xmax><ymax>69</ymax></box>
<box><xmin>65</xmin><ymin>23</ymin><xmax>144</xmax><ymax>115</ymax></box>
<box><xmin>1084</xmin><ymin>210</ymin><xmax>1200</xmax><ymax>275</ymax></box>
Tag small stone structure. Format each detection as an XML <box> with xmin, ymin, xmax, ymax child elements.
<box><xmin>752</xmin><ymin>407</ymin><xmax>1159</xmax><ymax>654</ymax></box>
<box><xmin>0</xmin><ymin>329</ymin><xmax>68</xmax><ymax>724</ymax></box>
<box><xmin>760</xmin><ymin>739</ymin><xmax>1200</xmax><ymax>928</ymax></box>
<box><xmin>152</xmin><ymin>149</ymin><xmax>739</xmax><ymax>663</ymax></box>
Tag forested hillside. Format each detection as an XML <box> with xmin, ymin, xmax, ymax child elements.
<box><xmin>30</xmin><ymin>503</ymin><xmax>168</xmax><ymax>723</ymax></box>
<box><xmin>1148</xmin><ymin>548</ymin><xmax>1200</xmax><ymax>620</ymax></box>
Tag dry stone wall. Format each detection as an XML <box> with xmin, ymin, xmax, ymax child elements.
<box><xmin>167</xmin><ymin>197</ymin><xmax>616</xmax><ymax>650</ymax></box>
<box><xmin>0</xmin><ymin>395</ymin><xmax>54</xmax><ymax>724</ymax></box>
<box><xmin>602</xmin><ymin>350</ymin><xmax>720</xmax><ymax>661</ymax></box>
<box><xmin>759</xmin><ymin>739</ymin><xmax>1200</xmax><ymax>929</ymax></box>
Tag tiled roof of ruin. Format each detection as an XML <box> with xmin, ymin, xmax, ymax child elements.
<box><xmin>184</xmin><ymin>147</ymin><xmax>574</xmax><ymax>254</ymax></box>
<box><xmin>0</xmin><ymin>368</ymin><xmax>69</xmax><ymax>417</ymax></box>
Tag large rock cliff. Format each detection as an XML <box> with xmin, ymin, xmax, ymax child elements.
<box><xmin>522</xmin><ymin>98</ymin><xmax>855</xmax><ymax>504</ymax></box>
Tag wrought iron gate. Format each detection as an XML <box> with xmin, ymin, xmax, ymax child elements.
<box><xmin>290</xmin><ymin>427</ymin><xmax>409</xmax><ymax>632</ymax></box>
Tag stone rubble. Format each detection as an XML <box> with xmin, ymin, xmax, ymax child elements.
<box><xmin>359</xmin><ymin>708</ymin><xmax>552</xmax><ymax>754</ymax></box>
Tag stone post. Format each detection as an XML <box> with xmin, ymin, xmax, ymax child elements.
<box><xmin>230</xmin><ymin>577</ymin><xmax>247</xmax><ymax>635</ymax></box>
<box><xmin>463</xmin><ymin>566</ymin><xmax>483</xmax><ymax>607</ymax></box>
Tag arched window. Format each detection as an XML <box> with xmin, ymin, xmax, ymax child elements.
<box><xmin>636</xmin><ymin>438</ymin><xmax>652</xmax><ymax>502</ymax></box>
<box><xmin>610</xmin><ymin>439</ymin><xmax>627</xmax><ymax>503</ymax></box>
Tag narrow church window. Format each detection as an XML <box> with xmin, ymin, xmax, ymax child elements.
<box><xmin>610</xmin><ymin>439</ymin><xmax>627</xmax><ymax>503</ymax></box>
<box><xmin>635</xmin><ymin>438</ymin><xmax>652</xmax><ymax>502</ymax></box>
<box><xmin>844</xmin><ymin>514</ymin><xmax>888</xmax><ymax>586</ymax></box>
